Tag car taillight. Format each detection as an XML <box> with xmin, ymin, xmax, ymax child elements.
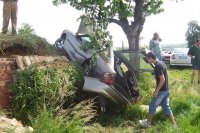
<box><xmin>102</xmin><ymin>72</ymin><xmax>116</xmax><ymax>85</ymax></box>
<box><xmin>171</xmin><ymin>55</ymin><xmax>176</xmax><ymax>59</ymax></box>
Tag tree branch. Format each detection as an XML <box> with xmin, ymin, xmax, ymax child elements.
<box><xmin>110</xmin><ymin>18</ymin><xmax>122</xmax><ymax>26</ymax></box>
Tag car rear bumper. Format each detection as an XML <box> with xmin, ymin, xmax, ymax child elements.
<box><xmin>83</xmin><ymin>76</ymin><xmax>130</xmax><ymax>104</ymax></box>
<box><xmin>170</xmin><ymin>62</ymin><xmax>192</xmax><ymax>66</ymax></box>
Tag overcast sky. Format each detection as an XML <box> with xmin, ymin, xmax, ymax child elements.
<box><xmin>0</xmin><ymin>0</ymin><xmax>200</xmax><ymax>48</ymax></box>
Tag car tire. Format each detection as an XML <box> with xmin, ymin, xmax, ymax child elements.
<box><xmin>54</xmin><ymin>38</ymin><xmax>64</xmax><ymax>49</ymax></box>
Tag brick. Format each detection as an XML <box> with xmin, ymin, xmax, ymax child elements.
<box><xmin>11</xmin><ymin>64</ymin><xmax>18</xmax><ymax>70</ymax></box>
<box><xmin>0</xmin><ymin>73</ymin><xmax>12</xmax><ymax>81</ymax></box>
<box><xmin>6</xmin><ymin>65</ymin><xmax>12</xmax><ymax>71</ymax></box>
<box><xmin>33</xmin><ymin>55</ymin><xmax>40</xmax><ymax>63</ymax></box>
<box><xmin>0</xmin><ymin>81</ymin><xmax>6</xmax><ymax>86</ymax></box>
<box><xmin>0</xmin><ymin>65</ymin><xmax>6</xmax><ymax>70</ymax></box>
<box><xmin>46</xmin><ymin>56</ymin><xmax>55</xmax><ymax>62</ymax></box>
<box><xmin>61</xmin><ymin>56</ymin><xmax>68</xmax><ymax>61</ymax></box>
<box><xmin>15</xmin><ymin>56</ymin><xmax>25</xmax><ymax>69</ymax></box>
<box><xmin>0</xmin><ymin>80</ymin><xmax>11</xmax><ymax>109</ymax></box>
<box><xmin>29</xmin><ymin>55</ymin><xmax>36</xmax><ymax>64</ymax></box>
<box><xmin>52</xmin><ymin>56</ymin><xmax>60</xmax><ymax>61</ymax></box>
<box><xmin>39</xmin><ymin>56</ymin><xmax>47</xmax><ymax>62</ymax></box>
<box><xmin>23</xmin><ymin>56</ymin><xmax>31</xmax><ymax>67</ymax></box>
<box><xmin>0</xmin><ymin>60</ymin><xmax>15</xmax><ymax>64</ymax></box>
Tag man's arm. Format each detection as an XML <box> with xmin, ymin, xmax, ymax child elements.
<box><xmin>188</xmin><ymin>48</ymin><xmax>195</xmax><ymax>59</ymax></box>
<box><xmin>153</xmin><ymin>74</ymin><xmax>165</xmax><ymax>97</ymax></box>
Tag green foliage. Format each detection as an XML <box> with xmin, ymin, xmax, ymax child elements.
<box><xmin>52</xmin><ymin>0</ymin><xmax>164</xmax><ymax>50</ymax></box>
<box><xmin>185</xmin><ymin>20</ymin><xmax>200</xmax><ymax>47</ymax></box>
<box><xmin>11</xmin><ymin>62</ymin><xmax>84</xmax><ymax>124</ymax></box>
<box><xmin>18</xmin><ymin>23</ymin><xmax>35</xmax><ymax>35</ymax></box>
<box><xmin>172</xmin><ymin>100</ymin><xmax>192</xmax><ymax>115</ymax></box>
<box><xmin>190</xmin><ymin>109</ymin><xmax>200</xmax><ymax>126</ymax></box>
<box><xmin>124</xmin><ymin>104</ymin><xmax>147</xmax><ymax>121</ymax></box>
<box><xmin>138</xmin><ymin>72</ymin><xmax>155</xmax><ymax>104</ymax></box>
<box><xmin>32</xmin><ymin>100</ymin><xmax>97</xmax><ymax>133</ymax></box>
<box><xmin>32</xmin><ymin>111</ymin><xmax>66</xmax><ymax>133</ymax></box>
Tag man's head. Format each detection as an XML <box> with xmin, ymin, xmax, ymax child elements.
<box><xmin>153</xmin><ymin>32</ymin><xmax>161</xmax><ymax>41</ymax></box>
<box><xmin>196</xmin><ymin>39</ymin><xmax>200</xmax><ymax>46</ymax></box>
<box><xmin>146</xmin><ymin>52</ymin><xmax>157</xmax><ymax>64</ymax></box>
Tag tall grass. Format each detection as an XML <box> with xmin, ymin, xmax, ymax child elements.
<box><xmin>32</xmin><ymin>100</ymin><xmax>97</xmax><ymax>133</ymax></box>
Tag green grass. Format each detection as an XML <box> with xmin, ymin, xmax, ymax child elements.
<box><xmin>24</xmin><ymin>64</ymin><xmax>200</xmax><ymax>133</ymax></box>
<box><xmin>94</xmin><ymin>65</ymin><xmax>200</xmax><ymax>133</ymax></box>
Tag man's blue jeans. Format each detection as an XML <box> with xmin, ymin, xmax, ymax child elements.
<box><xmin>149</xmin><ymin>90</ymin><xmax>172</xmax><ymax>115</ymax></box>
<box><xmin>155</xmin><ymin>53</ymin><xmax>163</xmax><ymax>61</ymax></box>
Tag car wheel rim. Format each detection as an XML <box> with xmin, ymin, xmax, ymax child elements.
<box><xmin>54</xmin><ymin>39</ymin><xmax>64</xmax><ymax>49</ymax></box>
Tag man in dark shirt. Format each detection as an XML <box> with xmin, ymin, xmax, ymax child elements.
<box><xmin>139</xmin><ymin>52</ymin><xmax>176</xmax><ymax>128</ymax></box>
<box><xmin>187</xmin><ymin>39</ymin><xmax>200</xmax><ymax>84</ymax></box>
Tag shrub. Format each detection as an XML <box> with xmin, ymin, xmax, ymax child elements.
<box><xmin>32</xmin><ymin>100</ymin><xmax>97</xmax><ymax>133</ymax></box>
<box><xmin>11</xmin><ymin>62</ymin><xmax>84</xmax><ymax>124</ymax></box>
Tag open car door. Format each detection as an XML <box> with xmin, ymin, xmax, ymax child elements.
<box><xmin>114</xmin><ymin>48</ymin><xmax>154</xmax><ymax>74</ymax></box>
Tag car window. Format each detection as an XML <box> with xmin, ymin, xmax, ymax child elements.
<box><xmin>81</xmin><ymin>36</ymin><xmax>90</xmax><ymax>43</ymax></box>
<box><xmin>174</xmin><ymin>48</ymin><xmax>188</xmax><ymax>53</ymax></box>
<box><xmin>99</xmin><ymin>46</ymin><xmax>111</xmax><ymax>63</ymax></box>
<box><xmin>168</xmin><ymin>49</ymin><xmax>174</xmax><ymax>53</ymax></box>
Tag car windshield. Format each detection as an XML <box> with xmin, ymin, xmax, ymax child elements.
<box><xmin>174</xmin><ymin>48</ymin><xmax>188</xmax><ymax>53</ymax></box>
<box><xmin>77</xmin><ymin>35</ymin><xmax>111</xmax><ymax>63</ymax></box>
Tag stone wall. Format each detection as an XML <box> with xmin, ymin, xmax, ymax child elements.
<box><xmin>0</xmin><ymin>55</ymin><xmax>68</xmax><ymax>109</ymax></box>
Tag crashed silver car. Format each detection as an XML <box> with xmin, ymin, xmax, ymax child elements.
<box><xmin>54</xmin><ymin>29</ymin><xmax>153</xmax><ymax>112</ymax></box>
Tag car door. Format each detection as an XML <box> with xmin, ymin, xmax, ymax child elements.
<box><xmin>113</xmin><ymin>48</ymin><xmax>154</xmax><ymax>103</ymax></box>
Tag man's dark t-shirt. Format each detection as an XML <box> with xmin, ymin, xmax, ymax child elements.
<box><xmin>154</xmin><ymin>61</ymin><xmax>169</xmax><ymax>91</ymax></box>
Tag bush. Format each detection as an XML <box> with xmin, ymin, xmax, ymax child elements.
<box><xmin>11</xmin><ymin>62</ymin><xmax>84</xmax><ymax>124</ymax></box>
<box><xmin>32</xmin><ymin>100</ymin><xmax>97</xmax><ymax>133</ymax></box>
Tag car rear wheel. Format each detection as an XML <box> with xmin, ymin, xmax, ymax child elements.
<box><xmin>54</xmin><ymin>38</ymin><xmax>64</xmax><ymax>49</ymax></box>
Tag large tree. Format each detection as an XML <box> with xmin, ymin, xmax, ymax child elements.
<box><xmin>53</xmin><ymin>0</ymin><xmax>165</xmax><ymax>51</ymax></box>
<box><xmin>185</xmin><ymin>20</ymin><xmax>200</xmax><ymax>47</ymax></box>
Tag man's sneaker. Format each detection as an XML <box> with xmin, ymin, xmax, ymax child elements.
<box><xmin>139</xmin><ymin>119</ymin><xmax>150</xmax><ymax>128</ymax></box>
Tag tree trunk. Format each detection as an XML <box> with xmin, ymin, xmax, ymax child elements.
<box><xmin>121</xmin><ymin>18</ymin><xmax>145</xmax><ymax>78</ymax></box>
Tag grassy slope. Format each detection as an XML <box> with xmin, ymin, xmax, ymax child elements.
<box><xmin>0</xmin><ymin>33</ymin><xmax>63</xmax><ymax>56</ymax></box>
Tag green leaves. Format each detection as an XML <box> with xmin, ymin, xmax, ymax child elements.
<box><xmin>11</xmin><ymin>62</ymin><xmax>84</xmax><ymax>123</ymax></box>
<box><xmin>186</xmin><ymin>20</ymin><xmax>200</xmax><ymax>47</ymax></box>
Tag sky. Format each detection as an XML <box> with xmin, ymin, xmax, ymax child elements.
<box><xmin>0</xmin><ymin>0</ymin><xmax>200</xmax><ymax>48</ymax></box>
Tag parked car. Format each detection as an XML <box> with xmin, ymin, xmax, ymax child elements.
<box><xmin>170</xmin><ymin>48</ymin><xmax>192</xmax><ymax>66</ymax></box>
<box><xmin>54</xmin><ymin>29</ymin><xmax>153</xmax><ymax>112</ymax></box>
<box><xmin>162</xmin><ymin>48</ymin><xmax>174</xmax><ymax>61</ymax></box>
